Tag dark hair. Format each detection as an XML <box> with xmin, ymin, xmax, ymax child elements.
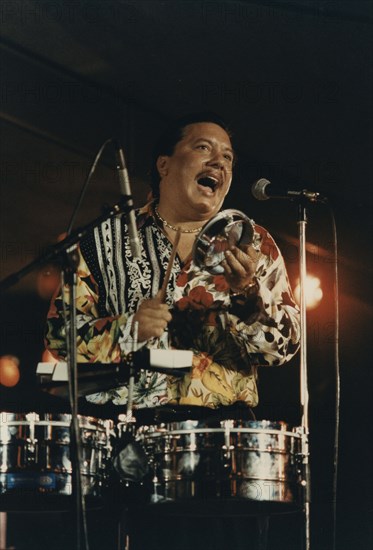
<box><xmin>150</xmin><ymin>111</ymin><xmax>233</xmax><ymax>198</ymax></box>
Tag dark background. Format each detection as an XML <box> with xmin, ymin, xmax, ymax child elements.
<box><xmin>0</xmin><ymin>1</ymin><xmax>372</xmax><ymax>549</ymax></box>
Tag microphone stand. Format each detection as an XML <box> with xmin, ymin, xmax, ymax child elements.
<box><xmin>126</xmin><ymin>321</ymin><xmax>138</xmax><ymax>424</ymax></box>
<box><xmin>0</xmin><ymin>196</ymin><xmax>135</xmax><ymax>550</ymax></box>
<box><xmin>63</xmin><ymin>245</ymin><xmax>88</xmax><ymax>550</ymax></box>
<box><xmin>297</xmin><ymin>199</ymin><xmax>311</xmax><ymax>550</ymax></box>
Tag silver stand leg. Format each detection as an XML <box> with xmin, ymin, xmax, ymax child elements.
<box><xmin>117</xmin><ymin>510</ymin><xmax>130</xmax><ymax>550</ymax></box>
<box><xmin>0</xmin><ymin>512</ymin><xmax>7</xmax><ymax>550</ymax></box>
<box><xmin>256</xmin><ymin>516</ymin><xmax>270</xmax><ymax>550</ymax></box>
<box><xmin>304</xmin><ymin>502</ymin><xmax>311</xmax><ymax>550</ymax></box>
<box><xmin>118</xmin><ymin>320</ymin><xmax>138</xmax><ymax>550</ymax></box>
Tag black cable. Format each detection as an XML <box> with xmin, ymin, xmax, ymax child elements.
<box><xmin>329</xmin><ymin>206</ymin><xmax>340</xmax><ymax>550</ymax></box>
<box><xmin>66</xmin><ymin>137</ymin><xmax>113</xmax><ymax>235</ymax></box>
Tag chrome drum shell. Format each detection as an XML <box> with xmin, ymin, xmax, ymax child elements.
<box><xmin>0</xmin><ymin>412</ymin><xmax>115</xmax><ymax>501</ymax></box>
<box><xmin>136</xmin><ymin>419</ymin><xmax>303</xmax><ymax>514</ymax></box>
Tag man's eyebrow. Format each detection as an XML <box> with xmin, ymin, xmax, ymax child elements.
<box><xmin>193</xmin><ymin>137</ymin><xmax>235</xmax><ymax>154</ymax></box>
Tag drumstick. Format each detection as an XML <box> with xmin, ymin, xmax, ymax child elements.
<box><xmin>159</xmin><ymin>229</ymin><xmax>181</xmax><ymax>303</ymax></box>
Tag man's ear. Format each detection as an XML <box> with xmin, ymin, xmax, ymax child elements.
<box><xmin>156</xmin><ymin>156</ymin><xmax>169</xmax><ymax>178</ymax></box>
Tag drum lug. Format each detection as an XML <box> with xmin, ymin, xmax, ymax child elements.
<box><xmin>25</xmin><ymin>438</ymin><xmax>38</xmax><ymax>464</ymax></box>
<box><xmin>24</xmin><ymin>412</ymin><xmax>38</xmax><ymax>465</ymax></box>
<box><xmin>221</xmin><ymin>419</ymin><xmax>234</xmax><ymax>469</ymax></box>
<box><xmin>221</xmin><ymin>444</ymin><xmax>234</xmax><ymax>470</ymax></box>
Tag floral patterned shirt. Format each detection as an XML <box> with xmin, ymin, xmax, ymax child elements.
<box><xmin>45</xmin><ymin>202</ymin><xmax>300</xmax><ymax>409</ymax></box>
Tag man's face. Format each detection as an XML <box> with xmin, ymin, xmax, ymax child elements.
<box><xmin>157</xmin><ymin>122</ymin><xmax>234</xmax><ymax>220</ymax></box>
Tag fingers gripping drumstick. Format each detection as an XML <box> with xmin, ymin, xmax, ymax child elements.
<box><xmin>158</xmin><ymin>229</ymin><xmax>181</xmax><ymax>303</ymax></box>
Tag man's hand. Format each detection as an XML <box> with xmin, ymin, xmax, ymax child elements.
<box><xmin>222</xmin><ymin>245</ymin><xmax>260</xmax><ymax>293</ymax></box>
<box><xmin>133</xmin><ymin>292</ymin><xmax>172</xmax><ymax>342</ymax></box>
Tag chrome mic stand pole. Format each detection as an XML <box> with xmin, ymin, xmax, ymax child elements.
<box><xmin>120</xmin><ymin>321</ymin><xmax>138</xmax><ymax>550</ymax></box>
<box><xmin>126</xmin><ymin>321</ymin><xmax>138</xmax><ymax>423</ymax></box>
<box><xmin>63</xmin><ymin>246</ymin><xmax>89</xmax><ymax>550</ymax></box>
<box><xmin>298</xmin><ymin>200</ymin><xmax>311</xmax><ymax>550</ymax></box>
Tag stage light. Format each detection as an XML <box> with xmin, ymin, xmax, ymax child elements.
<box><xmin>36</xmin><ymin>263</ymin><xmax>61</xmax><ymax>300</ymax></box>
<box><xmin>0</xmin><ymin>355</ymin><xmax>20</xmax><ymax>387</ymax></box>
<box><xmin>35</xmin><ymin>233</ymin><xmax>66</xmax><ymax>300</ymax></box>
<box><xmin>294</xmin><ymin>275</ymin><xmax>323</xmax><ymax>309</ymax></box>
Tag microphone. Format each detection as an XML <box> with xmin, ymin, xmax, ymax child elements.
<box><xmin>251</xmin><ymin>178</ymin><xmax>328</xmax><ymax>204</ymax></box>
<box><xmin>115</xmin><ymin>143</ymin><xmax>141</xmax><ymax>258</ymax></box>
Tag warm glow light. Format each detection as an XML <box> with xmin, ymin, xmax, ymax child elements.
<box><xmin>0</xmin><ymin>355</ymin><xmax>20</xmax><ymax>387</ymax></box>
<box><xmin>36</xmin><ymin>264</ymin><xmax>61</xmax><ymax>300</ymax></box>
<box><xmin>41</xmin><ymin>348</ymin><xmax>57</xmax><ymax>362</ymax></box>
<box><xmin>35</xmin><ymin>233</ymin><xmax>66</xmax><ymax>300</ymax></box>
<box><xmin>294</xmin><ymin>275</ymin><xmax>323</xmax><ymax>309</ymax></box>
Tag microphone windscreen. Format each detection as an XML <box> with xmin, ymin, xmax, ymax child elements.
<box><xmin>251</xmin><ymin>178</ymin><xmax>271</xmax><ymax>200</ymax></box>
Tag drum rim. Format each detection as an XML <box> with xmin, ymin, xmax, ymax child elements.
<box><xmin>138</xmin><ymin>426</ymin><xmax>300</xmax><ymax>438</ymax></box>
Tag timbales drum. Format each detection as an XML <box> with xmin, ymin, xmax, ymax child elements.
<box><xmin>0</xmin><ymin>412</ymin><xmax>115</xmax><ymax>509</ymax></box>
<box><xmin>135</xmin><ymin>417</ymin><xmax>303</xmax><ymax>515</ymax></box>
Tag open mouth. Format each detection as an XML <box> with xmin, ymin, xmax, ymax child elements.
<box><xmin>197</xmin><ymin>175</ymin><xmax>219</xmax><ymax>192</ymax></box>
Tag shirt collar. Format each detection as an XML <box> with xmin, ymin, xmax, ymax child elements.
<box><xmin>136</xmin><ymin>200</ymin><xmax>158</xmax><ymax>230</ymax></box>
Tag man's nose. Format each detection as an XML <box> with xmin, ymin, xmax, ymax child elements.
<box><xmin>206</xmin><ymin>150</ymin><xmax>226</xmax><ymax>168</ymax></box>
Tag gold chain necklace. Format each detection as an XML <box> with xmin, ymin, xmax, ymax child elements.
<box><xmin>154</xmin><ymin>205</ymin><xmax>203</xmax><ymax>234</ymax></box>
